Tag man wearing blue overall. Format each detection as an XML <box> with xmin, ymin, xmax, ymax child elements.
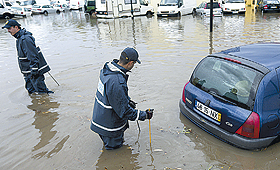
<box><xmin>2</xmin><ymin>19</ymin><xmax>53</xmax><ymax>94</ymax></box>
<box><xmin>90</xmin><ymin>47</ymin><xmax>154</xmax><ymax>150</ymax></box>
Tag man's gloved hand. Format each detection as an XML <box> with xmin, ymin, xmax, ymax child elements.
<box><xmin>31</xmin><ymin>70</ymin><xmax>39</xmax><ymax>79</ymax></box>
<box><xmin>129</xmin><ymin>100</ymin><xmax>137</xmax><ymax>109</ymax></box>
<box><xmin>146</xmin><ymin>109</ymin><xmax>154</xmax><ymax>119</ymax></box>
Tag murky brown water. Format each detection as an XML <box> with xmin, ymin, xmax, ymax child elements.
<box><xmin>1</xmin><ymin>8</ymin><xmax>280</xmax><ymax>169</ymax></box>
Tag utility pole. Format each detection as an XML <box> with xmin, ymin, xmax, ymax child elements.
<box><xmin>130</xmin><ymin>0</ymin><xmax>134</xmax><ymax>18</ymax></box>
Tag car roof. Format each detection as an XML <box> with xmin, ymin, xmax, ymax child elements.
<box><xmin>217</xmin><ymin>43</ymin><xmax>280</xmax><ymax>71</ymax></box>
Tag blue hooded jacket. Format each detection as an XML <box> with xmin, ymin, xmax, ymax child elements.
<box><xmin>14</xmin><ymin>29</ymin><xmax>50</xmax><ymax>76</ymax></box>
<box><xmin>90</xmin><ymin>59</ymin><xmax>146</xmax><ymax>137</ymax></box>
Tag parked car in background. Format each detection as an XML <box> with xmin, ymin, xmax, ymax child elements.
<box><xmin>157</xmin><ymin>0</ymin><xmax>196</xmax><ymax>17</ymax></box>
<box><xmin>180</xmin><ymin>43</ymin><xmax>280</xmax><ymax>150</ymax></box>
<box><xmin>0</xmin><ymin>2</ymin><xmax>15</xmax><ymax>19</ymax></box>
<box><xmin>195</xmin><ymin>1</ymin><xmax>222</xmax><ymax>16</ymax></box>
<box><xmin>140</xmin><ymin>0</ymin><xmax>154</xmax><ymax>16</ymax></box>
<box><xmin>259</xmin><ymin>0</ymin><xmax>280</xmax><ymax>12</ymax></box>
<box><xmin>20</xmin><ymin>0</ymin><xmax>36</xmax><ymax>11</ymax></box>
<box><xmin>32</xmin><ymin>4</ymin><xmax>56</xmax><ymax>15</ymax></box>
<box><xmin>11</xmin><ymin>6</ymin><xmax>32</xmax><ymax>17</ymax></box>
<box><xmin>219</xmin><ymin>0</ymin><xmax>246</xmax><ymax>14</ymax></box>
<box><xmin>53</xmin><ymin>3</ymin><xmax>67</xmax><ymax>12</ymax></box>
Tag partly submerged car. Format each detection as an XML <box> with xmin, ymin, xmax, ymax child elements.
<box><xmin>195</xmin><ymin>2</ymin><xmax>222</xmax><ymax>17</ymax></box>
<box><xmin>259</xmin><ymin>0</ymin><xmax>280</xmax><ymax>13</ymax></box>
<box><xmin>179</xmin><ymin>43</ymin><xmax>280</xmax><ymax>150</ymax></box>
<box><xmin>11</xmin><ymin>6</ymin><xmax>32</xmax><ymax>17</ymax></box>
<box><xmin>220</xmin><ymin>0</ymin><xmax>246</xmax><ymax>14</ymax></box>
<box><xmin>53</xmin><ymin>3</ymin><xmax>68</xmax><ymax>13</ymax></box>
<box><xmin>32</xmin><ymin>4</ymin><xmax>56</xmax><ymax>15</ymax></box>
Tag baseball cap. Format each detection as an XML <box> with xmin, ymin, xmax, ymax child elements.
<box><xmin>2</xmin><ymin>19</ymin><xmax>21</xmax><ymax>29</ymax></box>
<box><xmin>121</xmin><ymin>47</ymin><xmax>141</xmax><ymax>64</ymax></box>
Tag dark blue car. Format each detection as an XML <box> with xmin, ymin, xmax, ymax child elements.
<box><xmin>179</xmin><ymin>43</ymin><xmax>280</xmax><ymax>150</ymax></box>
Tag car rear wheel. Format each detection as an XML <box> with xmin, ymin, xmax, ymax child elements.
<box><xmin>177</xmin><ymin>12</ymin><xmax>181</xmax><ymax>17</ymax></box>
<box><xmin>146</xmin><ymin>11</ymin><xmax>153</xmax><ymax>16</ymax></box>
<box><xmin>44</xmin><ymin>11</ymin><xmax>48</xmax><ymax>15</ymax></box>
<box><xmin>3</xmin><ymin>14</ymin><xmax>12</xmax><ymax>19</ymax></box>
<box><xmin>192</xmin><ymin>8</ymin><xmax>196</xmax><ymax>15</ymax></box>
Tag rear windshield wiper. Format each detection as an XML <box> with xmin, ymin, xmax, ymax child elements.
<box><xmin>208</xmin><ymin>91</ymin><xmax>237</xmax><ymax>106</ymax></box>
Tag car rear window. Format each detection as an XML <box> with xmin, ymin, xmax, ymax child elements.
<box><xmin>264</xmin><ymin>0</ymin><xmax>280</xmax><ymax>4</ymax></box>
<box><xmin>191</xmin><ymin>56</ymin><xmax>263</xmax><ymax>110</ymax></box>
<box><xmin>206</xmin><ymin>2</ymin><xmax>220</xmax><ymax>8</ymax></box>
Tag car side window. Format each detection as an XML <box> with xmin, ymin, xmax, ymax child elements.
<box><xmin>178</xmin><ymin>0</ymin><xmax>183</xmax><ymax>7</ymax></box>
<box><xmin>0</xmin><ymin>4</ymin><xmax>4</xmax><ymax>8</ymax></box>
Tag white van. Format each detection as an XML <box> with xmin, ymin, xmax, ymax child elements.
<box><xmin>219</xmin><ymin>0</ymin><xmax>246</xmax><ymax>14</ymax></box>
<box><xmin>157</xmin><ymin>0</ymin><xmax>196</xmax><ymax>17</ymax></box>
<box><xmin>139</xmin><ymin>0</ymin><xmax>154</xmax><ymax>15</ymax></box>
<box><xmin>95</xmin><ymin>0</ymin><xmax>154</xmax><ymax>18</ymax></box>
<box><xmin>69</xmin><ymin>0</ymin><xmax>83</xmax><ymax>10</ymax></box>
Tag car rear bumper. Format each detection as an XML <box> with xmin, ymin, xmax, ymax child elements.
<box><xmin>262</xmin><ymin>8</ymin><xmax>280</xmax><ymax>12</ymax></box>
<box><xmin>179</xmin><ymin>99</ymin><xmax>277</xmax><ymax>150</ymax></box>
<box><xmin>223</xmin><ymin>11</ymin><xmax>245</xmax><ymax>14</ymax></box>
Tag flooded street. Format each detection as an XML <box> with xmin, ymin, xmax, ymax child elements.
<box><xmin>1</xmin><ymin>8</ymin><xmax>280</xmax><ymax>169</ymax></box>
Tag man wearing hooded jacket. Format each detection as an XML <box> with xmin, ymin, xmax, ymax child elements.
<box><xmin>2</xmin><ymin>19</ymin><xmax>53</xmax><ymax>94</ymax></box>
<box><xmin>90</xmin><ymin>47</ymin><xmax>154</xmax><ymax>150</ymax></box>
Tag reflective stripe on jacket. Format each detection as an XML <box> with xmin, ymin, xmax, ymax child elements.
<box><xmin>14</xmin><ymin>29</ymin><xmax>50</xmax><ymax>76</ymax></box>
<box><xmin>90</xmin><ymin>59</ymin><xmax>146</xmax><ymax>137</ymax></box>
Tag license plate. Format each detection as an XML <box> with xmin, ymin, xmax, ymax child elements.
<box><xmin>233</xmin><ymin>11</ymin><xmax>238</xmax><ymax>14</ymax></box>
<box><xmin>196</xmin><ymin>101</ymin><xmax>221</xmax><ymax>122</ymax></box>
<box><xmin>271</xmin><ymin>6</ymin><xmax>277</xmax><ymax>8</ymax></box>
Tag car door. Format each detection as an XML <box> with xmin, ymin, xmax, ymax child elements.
<box><xmin>48</xmin><ymin>5</ymin><xmax>55</xmax><ymax>13</ymax></box>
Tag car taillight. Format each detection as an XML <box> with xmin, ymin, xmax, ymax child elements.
<box><xmin>21</xmin><ymin>12</ymin><xmax>23</xmax><ymax>14</ymax></box>
<box><xmin>236</xmin><ymin>112</ymin><xmax>260</xmax><ymax>138</ymax></box>
<box><xmin>204</xmin><ymin>4</ymin><xmax>207</xmax><ymax>9</ymax></box>
<box><xmin>264</xmin><ymin>5</ymin><xmax>268</xmax><ymax>9</ymax></box>
<box><xmin>182</xmin><ymin>81</ymin><xmax>190</xmax><ymax>103</ymax></box>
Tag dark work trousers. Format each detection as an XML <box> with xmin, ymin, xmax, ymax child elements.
<box><xmin>24</xmin><ymin>74</ymin><xmax>49</xmax><ymax>94</ymax></box>
<box><xmin>99</xmin><ymin>133</ymin><xmax>124</xmax><ymax>150</ymax></box>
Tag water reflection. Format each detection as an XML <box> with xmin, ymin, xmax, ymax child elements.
<box><xmin>95</xmin><ymin>145</ymin><xmax>141</xmax><ymax>169</ymax></box>
<box><xmin>27</xmin><ymin>94</ymin><xmax>68</xmax><ymax>159</ymax></box>
<box><xmin>209</xmin><ymin>32</ymin><xmax>213</xmax><ymax>54</ymax></box>
<box><xmin>2</xmin><ymin>8</ymin><xmax>280</xmax><ymax>169</ymax></box>
<box><xmin>179</xmin><ymin>112</ymin><xmax>280</xmax><ymax>169</ymax></box>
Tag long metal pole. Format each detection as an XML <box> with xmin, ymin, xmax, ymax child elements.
<box><xmin>130</xmin><ymin>0</ymin><xmax>134</xmax><ymax>18</ymax></box>
<box><xmin>149</xmin><ymin>109</ymin><xmax>151</xmax><ymax>144</ymax></box>
<box><xmin>48</xmin><ymin>72</ymin><xmax>60</xmax><ymax>86</ymax></box>
<box><xmin>210</xmin><ymin>0</ymin><xmax>213</xmax><ymax>32</ymax></box>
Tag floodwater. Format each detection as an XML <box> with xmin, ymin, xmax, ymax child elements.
<box><xmin>1</xmin><ymin>8</ymin><xmax>280</xmax><ymax>170</ymax></box>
